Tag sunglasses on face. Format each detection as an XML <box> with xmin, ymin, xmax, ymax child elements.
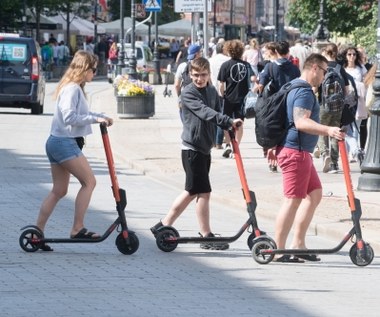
<box><xmin>317</xmin><ymin>64</ymin><xmax>327</xmax><ymax>76</ymax></box>
<box><xmin>347</xmin><ymin>53</ymin><xmax>356</xmax><ymax>57</ymax></box>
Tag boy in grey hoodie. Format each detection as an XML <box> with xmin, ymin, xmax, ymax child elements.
<box><xmin>151</xmin><ymin>57</ymin><xmax>243</xmax><ymax>250</ymax></box>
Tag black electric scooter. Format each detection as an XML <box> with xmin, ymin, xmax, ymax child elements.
<box><xmin>154</xmin><ymin>128</ymin><xmax>274</xmax><ymax>252</ymax></box>
<box><xmin>251</xmin><ymin>138</ymin><xmax>374</xmax><ymax>266</ymax></box>
<box><xmin>19</xmin><ymin>124</ymin><xmax>139</xmax><ymax>255</ymax></box>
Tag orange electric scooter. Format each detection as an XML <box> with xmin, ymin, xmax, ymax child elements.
<box><xmin>19</xmin><ymin>124</ymin><xmax>139</xmax><ymax>255</ymax></box>
<box><xmin>251</xmin><ymin>138</ymin><xmax>374</xmax><ymax>267</ymax></box>
<box><xmin>154</xmin><ymin>128</ymin><xmax>273</xmax><ymax>252</ymax></box>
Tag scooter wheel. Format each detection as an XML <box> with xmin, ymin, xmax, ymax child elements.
<box><xmin>19</xmin><ymin>228</ymin><xmax>43</xmax><ymax>252</ymax></box>
<box><xmin>156</xmin><ymin>228</ymin><xmax>179</xmax><ymax>252</ymax></box>
<box><xmin>349</xmin><ymin>242</ymin><xmax>374</xmax><ymax>267</ymax></box>
<box><xmin>251</xmin><ymin>237</ymin><xmax>275</xmax><ymax>264</ymax></box>
<box><xmin>247</xmin><ymin>232</ymin><xmax>277</xmax><ymax>250</ymax></box>
<box><xmin>115</xmin><ymin>231</ymin><xmax>139</xmax><ymax>255</ymax></box>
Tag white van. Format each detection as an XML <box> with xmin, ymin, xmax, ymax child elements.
<box><xmin>107</xmin><ymin>41</ymin><xmax>153</xmax><ymax>83</ymax></box>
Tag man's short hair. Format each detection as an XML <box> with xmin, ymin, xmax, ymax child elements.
<box><xmin>303</xmin><ymin>53</ymin><xmax>328</xmax><ymax>70</ymax></box>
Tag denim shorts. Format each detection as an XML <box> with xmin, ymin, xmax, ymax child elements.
<box><xmin>46</xmin><ymin>135</ymin><xmax>83</xmax><ymax>164</ymax></box>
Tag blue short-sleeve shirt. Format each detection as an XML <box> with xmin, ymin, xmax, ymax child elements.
<box><xmin>282</xmin><ymin>79</ymin><xmax>320</xmax><ymax>153</ymax></box>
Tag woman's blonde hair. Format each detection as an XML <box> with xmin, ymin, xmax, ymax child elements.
<box><xmin>54</xmin><ymin>50</ymin><xmax>98</xmax><ymax>99</ymax></box>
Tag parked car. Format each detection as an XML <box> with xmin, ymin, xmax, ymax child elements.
<box><xmin>107</xmin><ymin>41</ymin><xmax>153</xmax><ymax>83</ymax></box>
<box><xmin>0</xmin><ymin>34</ymin><xmax>45</xmax><ymax>114</ymax></box>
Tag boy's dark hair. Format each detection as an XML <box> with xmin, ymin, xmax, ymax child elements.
<box><xmin>275</xmin><ymin>41</ymin><xmax>290</xmax><ymax>56</ymax></box>
<box><xmin>189</xmin><ymin>57</ymin><xmax>210</xmax><ymax>74</ymax></box>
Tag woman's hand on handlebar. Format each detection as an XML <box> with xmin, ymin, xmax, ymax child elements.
<box><xmin>98</xmin><ymin>117</ymin><xmax>113</xmax><ymax>127</ymax></box>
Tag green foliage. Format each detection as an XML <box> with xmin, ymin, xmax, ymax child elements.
<box><xmin>0</xmin><ymin>0</ymin><xmax>23</xmax><ymax>31</ymax></box>
<box><xmin>287</xmin><ymin>0</ymin><xmax>377</xmax><ymax>36</ymax></box>
<box><xmin>350</xmin><ymin>4</ymin><xmax>378</xmax><ymax>57</ymax></box>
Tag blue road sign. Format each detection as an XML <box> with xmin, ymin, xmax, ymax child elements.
<box><xmin>143</xmin><ymin>0</ymin><xmax>161</xmax><ymax>12</ymax></box>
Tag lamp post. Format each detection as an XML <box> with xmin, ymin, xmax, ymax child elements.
<box><xmin>117</xmin><ymin>0</ymin><xmax>125</xmax><ymax>75</ymax></box>
<box><xmin>153</xmin><ymin>12</ymin><xmax>162</xmax><ymax>84</ymax></box>
<box><xmin>94</xmin><ymin>0</ymin><xmax>98</xmax><ymax>45</ymax></box>
<box><xmin>22</xmin><ymin>0</ymin><xmax>27</xmax><ymax>35</ymax></box>
<box><xmin>357</xmin><ymin>2</ymin><xmax>380</xmax><ymax>191</ymax></box>
<box><xmin>128</xmin><ymin>0</ymin><xmax>138</xmax><ymax>79</ymax></box>
<box><xmin>314</xmin><ymin>0</ymin><xmax>329</xmax><ymax>41</ymax></box>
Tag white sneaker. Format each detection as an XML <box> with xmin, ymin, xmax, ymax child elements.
<box><xmin>323</xmin><ymin>155</ymin><xmax>331</xmax><ymax>173</ymax></box>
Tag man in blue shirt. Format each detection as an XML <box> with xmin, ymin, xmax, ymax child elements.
<box><xmin>267</xmin><ymin>54</ymin><xmax>345</xmax><ymax>262</ymax></box>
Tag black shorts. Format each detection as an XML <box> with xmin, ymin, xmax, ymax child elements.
<box><xmin>182</xmin><ymin>150</ymin><xmax>211</xmax><ymax>195</ymax></box>
<box><xmin>223</xmin><ymin>99</ymin><xmax>244</xmax><ymax>120</ymax></box>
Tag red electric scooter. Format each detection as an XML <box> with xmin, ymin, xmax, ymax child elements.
<box><xmin>154</xmin><ymin>128</ymin><xmax>273</xmax><ymax>252</ymax></box>
<box><xmin>251</xmin><ymin>138</ymin><xmax>374</xmax><ymax>266</ymax></box>
<box><xmin>19</xmin><ymin>124</ymin><xmax>139</xmax><ymax>255</ymax></box>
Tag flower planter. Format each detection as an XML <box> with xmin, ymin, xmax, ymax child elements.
<box><xmin>117</xmin><ymin>94</ymin><xmax>155</xmax><ymax>119</ymax></box>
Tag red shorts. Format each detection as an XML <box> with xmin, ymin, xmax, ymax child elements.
<box><xmin>276</xmin><ymin>147</ymin><xmax>322</xmax><ymax>198</ymax></box>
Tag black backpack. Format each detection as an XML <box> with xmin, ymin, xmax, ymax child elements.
<box><xmin>321</xmin><ymin>64</ymin><xmax>345</xmax><ymax>112</ymax></box>
<box><xmin>180</xmin><ymin>62</ymin><xmax>193</xmax><ymax>90</ymax></box>
<box><xmin>255</xmin><ymin>81</ymin><xmax>311</xmax><ymax>149</ymax></box>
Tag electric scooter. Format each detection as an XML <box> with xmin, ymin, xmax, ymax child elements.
<box><xmin>251</xmin><ymin>138</ymin><xmax>374</xmax><ymax>267</ymax></box>
<box><xmin>19</xmin><ymin>124</ymin><xmax>139</xmax><ymax>255</ymax></box>
<box><xmin>154</xmin><ymin>128</ymin><xmax>274</xmax><ymax>252</ymax></box>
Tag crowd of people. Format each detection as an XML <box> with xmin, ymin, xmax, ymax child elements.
<box><xmin>37</xmin><ymin>33</ymin><xmax>375</xmax><ymax>260</ymax></box>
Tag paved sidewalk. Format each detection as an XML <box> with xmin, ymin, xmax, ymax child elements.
<box><xmin>87</xmin><ymin>82</ymin><xmax>380</xmax><ymax>253</ymax></box>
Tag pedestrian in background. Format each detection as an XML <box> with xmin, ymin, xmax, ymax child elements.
<box><xmin>151</xmin><ymin>57</ymin><xmax>243</xmax><ymax>250</ymax></box>
<box><xmin>218</xmin><ymin>39</ymin><xmax>253</xmax><ymax>158</ymax></box>
<box><xmin>268</xmin><ymin>54</ymin><xmax>345</xmax><ymax>262</ymax></box>
<box><xmin>35</xmin><ymin>51</ymin><xmax>113</xmax><ymax>251</ymax></box>
<box><xmin>317</xmin><ymin>43</ymin><xmax>350</xmax><ymax>174</ymax></box>
<box><xmin>209</xmin><ymin>42</ymin><xmax>230</xmax><ymax>149</ymax></box>
<box><xmin>242</xmin><ymin>38</ymin><xmax>261</xmax><ymax>76</ymax></box>
<box><xmin>257</xmin><ymin>40</ymin><xmax>300</xmax><ymax>172</ymax></box>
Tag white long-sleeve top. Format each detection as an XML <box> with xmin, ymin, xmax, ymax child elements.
<box><xmin>50</xmin><ymin>83</ymin><xmax>106</xmax><ymax>138</ymax></box>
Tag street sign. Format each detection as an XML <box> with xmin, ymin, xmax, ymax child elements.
<box><xmin>143</xmin><ymin>0</ymin><xmax>162</xmax><ymax>12</ymax></box>
<box><xmin>175</xmin><ymin>0</ymin><xmax>212</xmax><ymax>13</ymax></box>
<box><xmin>136</xmin><ymin>4</ymin><xmax>146</xmax><ymax>18</ymax></box>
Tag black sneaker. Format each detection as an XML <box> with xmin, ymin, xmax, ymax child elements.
<box><xmin>269</xmin><ymin>164</ymin><xmax>277</xmax><ymax>172</ymax></box>
<box><xmin>150</xmin><ymin>221</ymin><xmax>163</xmax><ymax>237</ymax></box>
<box><xmin>199</xmin><ymin>232</ymin><xmax>229</xmax><ymax>250</ymax></box>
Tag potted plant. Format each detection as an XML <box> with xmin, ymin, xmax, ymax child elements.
<box><xmin>113</xmin><ymin>75</ymin><xmax>155</xmax><ymax>119</ymax></box>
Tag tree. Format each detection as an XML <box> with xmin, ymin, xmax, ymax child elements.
<box><xmin>42</xmin><ymin>0</ymin><xmax>91</xmax><ymax>51</ymax></box>
<box><xmin>287</xmin><ymin>0</ymin><xmax>377</xmax><ymax>40</ymax></box>
<box><xmin>0</xmin><ymin>0</ymin><xmax>23</xmax><ymax>32</ymax></box>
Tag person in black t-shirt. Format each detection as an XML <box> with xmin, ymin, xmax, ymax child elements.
<box><xmin>218</xmin><ymin>39</ymin><xmax>253</xmax><ymax>158</ymax></box>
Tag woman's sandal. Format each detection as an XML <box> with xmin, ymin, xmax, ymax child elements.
<box><xmin>70</xmin><ymin>228</ymin><xmax>100</xmax><ymax>239</ymax></box>
<box><xmin>275</xmin><ymin>255</ymin><xmax>305</xmax><ymax>263</ymax></box>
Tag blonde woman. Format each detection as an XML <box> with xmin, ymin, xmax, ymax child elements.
<box><xmin>242</xmin><ymin>38</ymin><xmax>261</xmax><ymax>75</ymax></box>
<box><xmin>35</xmin><ymin>51</ymin><xmax>113</xmax><ymax>251</ymax></box>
